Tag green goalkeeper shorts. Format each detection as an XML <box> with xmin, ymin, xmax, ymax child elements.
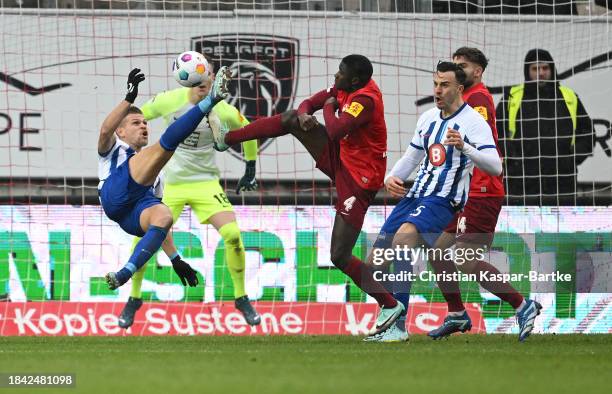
<box><xmin>162</xmin><ymin>179</ymin><xmax>234</xmax><ymax>224</ymax></box>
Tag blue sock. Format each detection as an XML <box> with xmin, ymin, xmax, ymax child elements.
<box><xmin>197</xmin><ymin>95</ymin><xmax>215</xmax><ymax>113</ymax></box>
<box><xmin>372</xmin><ymin>233</ymin><xmax>394</xmax><ymax>295</ymax></box>
<box><xmin>392</xmin><ymin>252</ymin><xmax>413</xmax><ymax>331</ymax></box>
<box><xmin>159</xmin><ymin>97</ymin><xmax>215</xmax><ymax>151</ymax></box>
<box><xmin>116</xmin><ymin>225</ymin><xmax>167</xmax><ymax>284</ymax></box>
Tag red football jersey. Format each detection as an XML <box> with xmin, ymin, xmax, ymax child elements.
<box><xmin>335</xmin><ymin>79</ymin><xmax>387</xmax><ymax>191</ymax></box>
<box><xmin>463</xmin><ymin>82</ymin><xmax>505</xmax><ymax>197</ymax></box>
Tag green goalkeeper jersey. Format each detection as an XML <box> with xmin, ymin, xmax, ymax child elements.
<box><xmin>141</xmin><ymin>87</ymin><xmax>257</xmax><ymax>184</ymax></box>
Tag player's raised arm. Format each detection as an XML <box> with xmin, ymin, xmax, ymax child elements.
<box><xmin>98</xmin><ymin>68</ymin><xmax>145</xmax><ymax>155</ymax></box>
<box><xmin>298</xmin><ymin>87</ymin><xmax>334</xmax><ymax>115</ymax></box>
<box><xmin>296</xmin><ymin>88</ymin><xmax>334</xmax><ymax>131</ymax></box>
<box><xmin>232</xmin><ymin>107</ymin><xmax>259</xmax><ymax>194</ymax></box>
<box><xmin>322</xmin><ymin>95</ymin><xmax>374</xmax><ymax>140</ymax></box>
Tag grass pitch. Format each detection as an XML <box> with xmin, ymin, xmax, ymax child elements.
<box><xmin>0</xmin><ymin>335</ymin><xmax>610</xmax><ymax>394</ymax></box>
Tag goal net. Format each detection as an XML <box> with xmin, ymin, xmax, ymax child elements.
<box><xmin>0</xmin><ymin>0</ymin><xmax>610</xmax><ymax>336</ymax></box>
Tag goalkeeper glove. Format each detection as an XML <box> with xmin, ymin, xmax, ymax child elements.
<box><xmin>125</xmin><ymin>68</ymin><xmax>145</xmax><ymax>104</ymax></box>
<box><xmin>236</xmin><ymin>160</ymin><xmax>258</xmax><ymax>194</ymax></box>
<box><xmin>171</xmin><ymin>255</ymin><xmax>199</xmax><ymax>287</ymax></box>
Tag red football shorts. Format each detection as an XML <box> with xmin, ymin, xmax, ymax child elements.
<box><xmin>444</xmin><ymin>196</ymin><xmax>504</xmax><ymax>247</ymax></box>
<box><xmin>315</xmin><ymin>137</ymin><xmax>377</xmax><ymax>230</ymax></box>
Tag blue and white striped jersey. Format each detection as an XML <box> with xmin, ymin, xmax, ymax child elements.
<box><xmin>406</xmin><ymin>103</ymin><xmax>497</xmax><ymax>207</ymax></box>
<box><xmin>97</xmin><ymin>138</ymin><xmax>162</xmax><ymax>197</ymax></box>
<box><xmin>98</xmin><ymin>138</ymin><xmax>133</xmax><ymax>185</ymax></box>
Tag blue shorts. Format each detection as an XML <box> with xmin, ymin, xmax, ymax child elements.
<box><xmin>99</xmin><ymin>159</ymin><xmax>161</xmax><ymax>237</ymax></box>
<box><xmin>379</xmin><ymin>196</ymin><xmax>457</xmax><ymax>247</ymax></box>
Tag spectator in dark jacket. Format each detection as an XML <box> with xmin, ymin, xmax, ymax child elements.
<box><xmin>496</xmin><ymin>48</ymin><xmax>595</xmax><ymax>204</ymax></box>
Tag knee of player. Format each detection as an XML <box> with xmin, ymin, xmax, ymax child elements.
<box><xmin>219</xmin><ymin>223</ymin><xmax>243</xmax><ymax>249</ymax></box>
<box><xmin>391</xmin><ymin>224</ymin><xmax>420</xmax><ymax>249</ymax></box>
<box><xmin>390</xmin><ymin>234</ymin><xmax>416</xmax><ymax>251</ymax></box>
<box><xmin>149</xmin><ymin>209</ymin><xmax>173</xmax><ymax>230</ymax></box>
<box><xmin>330</xmin><ymin>248</ymin><xmax>351</xmax><ymax>270</ymax></box>
<box><xmin>364</xmin><ymin>250</ymin><xmax>376</xmax><ymax>268</ymax></box>
<box><xmin>224</xmin><ymin>234</ymin><xmax>242</xmax><ymax>249</ymax></box>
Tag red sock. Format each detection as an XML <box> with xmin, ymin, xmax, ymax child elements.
<box><xmin>431</xmin><ymin>258</ymin><xmax>465</xmax><ymax>312</ymax></box>
<box><xmin>343</xmin><ymin>256</ymin><xmax>398</xmax><ymax>308</ymax></box>
<box><xmin>225</xmin><ymin>114</ymin><xmax>286</xmax><ymax>146</ymax></box>
<box><xmin>474</xmin><ymin>261</ymin><xmax>524</xmax><ymax>309</ymax></box>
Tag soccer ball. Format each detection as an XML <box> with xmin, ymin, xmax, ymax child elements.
<box><xmin>172</xmin><ymin>51</ymin><xmax>211</xmax><ymax>88</ymax></box>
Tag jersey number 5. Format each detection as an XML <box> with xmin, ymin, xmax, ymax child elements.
<box><xmin>410</xmin><ymin>205</ymin><xmax>426</xmax><ymax>217</ymax></box>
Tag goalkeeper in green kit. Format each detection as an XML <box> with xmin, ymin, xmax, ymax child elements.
<box><xmin>118</xmin><ymin>60</ymin><xmax>261</xmax><ymax>328</ymax></box>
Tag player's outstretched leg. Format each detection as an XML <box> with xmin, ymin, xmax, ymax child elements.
<box><xmin>118</xmin><ymin>249</ymin><xmax>147</xmax><ymax>329</ymax></box>
<box><xmin>106</xmin><ymin>205</ymin><xmax>173</xmax><ymax>290</ymax></box>
<box><xmin>217</xmin><ymin>220</ymin><xmax>261</xmax><ymax>326</ymax></box>
<box><xmin>214</xmin><ymin>110</ymin><xmax>329</xmax><ymax>163</ymax></box>
<box><xmin>471</xmin><ymin>261</ymin><xmax>542</xmax><ymax>341</ymax></box>
<box><xmin>364</xmin><ymin>223</ymin><xmax>420</xmax><ymax>341</ymax></box>
<box><xmin>459</xmin><ymin>247</ymin><xmax>541</xmax><ymax>341</ymax></box>
<box><xmin>105</xmin><ymin>225</ymin><xmax>168</xmax><ymax>290</ymax></box>
<box><xmin>330</xmin><ymin>215</ymin><xmax>404</xmax><ymax>335</ymax></box>
<box><xmin>363</xmin><ymin>234</ymin><xmax>407</xmax><ymax>342</ymax></box>
<box><xmin>118</xmin><ymin>237</ymin><xmax>147</xmax><ymax>329</ymax></box>
<box><xmin>212</xmin><ymin>113</ymin><xmax>286</xmax><ymax>152</ymax></box>
<box><xmin>365</xmin><ymin>249</ymin><xmax>414</xmax><ymax>342</ymax></box>
<box><xmin>129</xmin><ymin>67</ymin><xmax>231</xmax><ymax>186</ymax></box>
<box><xmin>427</xmin><ymin>233</ymin><xmax>473</xmax><ymax>340</ymax></box>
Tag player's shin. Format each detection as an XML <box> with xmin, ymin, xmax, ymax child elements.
<box><xmin>114</xmin><ymin>225</ymin><xmax>167</xmax><ymax>286</ymax></box>
<box><xmin>391</xmin><ymin>256</ymin><xmax>413</xmax><ymax>331</ymax></box>
<box><xmin>159</xmin><ymin>105</ymin><xmax>208</xmax><ymax>151</ymax></box>
<box><xmin>218</xmin><ymin>222</ymin><xmax>247</xmax><ymax>298</ymax></box>
<box><xmin>342</xmin><ymin>256</ymin><xmax>398</xmax><ymax>309</ymax></box>
<box><xmin>431</xmin><ymin>256</ymin><xmax>465</xmax><ymax>313</ymax></box>
<box><xmin>473</xmin><ymin>260</ymin><xmax>524</xmax><ymax>309</ymax></box>
<box><xmin>225</xmin><ymin>114</ymin><xmax>286</xmax><ymax>146</ymax></box>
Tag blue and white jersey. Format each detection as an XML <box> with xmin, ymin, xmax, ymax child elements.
<box><xmin>407</xmin><ymin>103</ymin><xmax>497</xmax><ymax>207</ymax></box>
<box><xmin>97</xmin><ymin>138</ymin><xmax>163</xmax><ymax>197</ymax></box>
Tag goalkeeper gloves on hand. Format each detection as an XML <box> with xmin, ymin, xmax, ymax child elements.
<box><xmin>171</xmin><ymin>255</ymin><xmax>199</xmax><ymax>287</ymax></box>
<box><xmin>125</xmin><ymin>68</ymin><xmax>145</xmax><ymax>104</ymax></box>
<box><xmin>236</xmin><ymin>160</ymin><xmax>258</xmax><ymax>194</ymax></box>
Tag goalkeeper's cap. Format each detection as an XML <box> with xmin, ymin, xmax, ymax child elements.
<box><xmin>342</xmin><ymin>54</ymin><xmax>373</xmax><ymax>84</ymax></box>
